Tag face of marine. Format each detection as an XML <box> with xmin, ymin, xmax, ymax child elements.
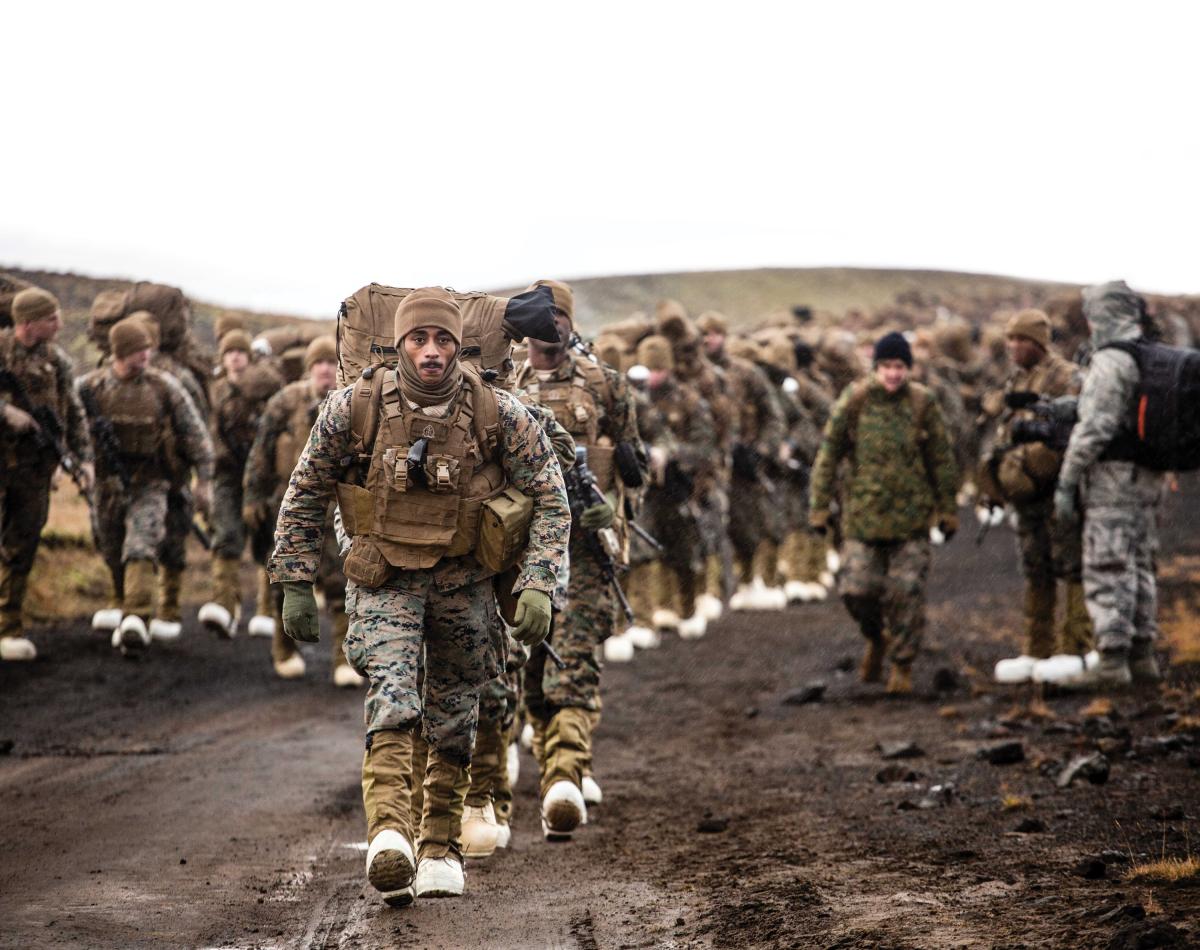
<box><xmin>222</xmin><ymin>348</ymin><xmax>250</xmax><ymax>378</ymax></box>
<box><xmin>1006</xmin><ymin>335</ymin><xmax>1044</xmax><ymax>370</ymax></box>
<box><xmin>114</xmin><ymin>348</ymin><xmax>152</xmax><ymax>380</ymax></box>
<box><xmin>308</xmin><ymin>358</ymin><xmax>338</xmax><ymax>396</ymax></box>
<box><xmin>875</xmin><ymin>358</ymin><xmax>909</xmax><ymax>394</ymax></box>
<box><xmin>16</xmin><ymin>309</ymin><xmax>63</xmax><ymax>346</ymax></box>
<box><xmin>526</xmin><ymin>309</ymin><xmax>572</xmax><ymax>369</ymax></box>
<box><xmin>403</xmin><ymin>326</ymin><xmax>458</xmax><ymax>385</ymax></box>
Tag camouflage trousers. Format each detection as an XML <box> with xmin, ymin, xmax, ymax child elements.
<box><xmin>211</xmin><ymin>469</ymin><xmax>247</xmax><ymax>560</ymax></box>
<box><xmin>0</xmin><ymin>465</ymin><xmax>53</xmax><ymax>635</ymax></box>
<box><xmin>695</xmin><ymin>486</ymin><xmax>735</xmax><ymax>600</ymax></box>
<box><xmin>729</xmin><ymin>475</ymin><xmax>785</xmax><ymax>576</ymax></box>
<box><xmin>160</xmin><ymin>482</ymin><xmax>193</xmax><ymax>573</ymax></box>
<box><xmin>342</xmin><ymin>573</ymin><xmax>502</xmax><ymax>766</ymax></box>
<box><xmin>1082</xmin><ymin>506</ymin><xmax>1159</xmax><ymax>653</ymax></box>
<box><xmin>93</xmin><ymin>476</ymin><xmax>169</xmax><ymax>577</ymax></box>
<box><xmin>0</xmin><ymin>464</ymin><xmax>53</xmax><ymax>578</ymax></box>
<box><xmin>837</xmin><ymin>537</ymin><xmax>931</xmax><ymax>665</ymax></box>
<box><xmin>527</xmin><ymin>534</ymin><xmax>612</xmax><ymax>713</ymax></box>
<box><xmin>1014</xmin><ymin>497</ymin><xmax>1082</xmax><ymax>583</ymax></box>
<box><xmin>1079</xmin><ymin>462</ymin><xmax>1163</xmax><ymax>654</ymax></box>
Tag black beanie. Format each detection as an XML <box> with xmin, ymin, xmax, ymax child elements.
<box><xmin>873</xmin><ymin>331</ymin><xmax>913</xmax><ymax>368</ymax></box>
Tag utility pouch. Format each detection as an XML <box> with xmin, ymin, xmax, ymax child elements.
<box><xmin>477</xmin><ymin>486</ymin><xmax>534</xmax><ymax>573</ymax></box>
<box><xmin>335</xmin><ymin>482</ymin><xmax>373</xmax><ymax>537</ymax></box>
<box><xmin>424</xmin><ymin>454</ymin><xmax>461</xmax><ymax>492</ymax></box>
<box><xmin>343</xmin><ymin>537</ymin><xmax>394</xmax><ymax>588</ymax></box>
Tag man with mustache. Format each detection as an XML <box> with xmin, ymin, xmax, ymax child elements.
<box><xmin>269</xmin><ymin>288</ymin><xmax>569</xmax><ymax>905</ymax></box>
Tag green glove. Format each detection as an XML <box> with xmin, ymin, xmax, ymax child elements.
<box><xmin>510</xmin><ymin>589</ymin><xmax>552</xmax><ymax>647</ymax></box>
<box><xmin>579</xmin><ymin>496</ymin><xmax>615</xmax><ymax>529</ymax></box>
<box><xmin>281</xmin><ymin>581</ymin><xmax>320</xmax><ymax>642</ymax></box>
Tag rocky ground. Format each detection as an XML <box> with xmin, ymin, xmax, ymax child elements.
<box><xmin>2</xmin><ymin>489</ymin><xmax>1198</xmax><ymax>949</ymax></box>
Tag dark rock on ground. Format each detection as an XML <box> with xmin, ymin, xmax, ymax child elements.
<box><xmin>696</xmin><ymin>817</ymin><xmax>729</xmax><ymax>834</ymax></box>
<box><xmin>1106</xmin><ymin>920</ymin><xmax>1189</xmax><ymax>950</ymax></box>
<box><xmin>875</xmin><ymin>764</ymin><xmax>921</xmax><ymax>784</ymax></box>
<box><xmin>783</xmin><ymin>682</ymin><xmax>827</xmax><ymax>706</ymax></box>
<box><xmin>979</xmin><ymin>741</ymin><xmax>1025</xmax><ymax>765</ymax></box>
<box><xmin>877</xmin><ymin>740</ymin><xmax>924</xmax><ymax>760</ymax></box>
<box><xmin>1014</xmin><ymin>818</ymin><xmax>1046</xmax><ymax>833</ymax></box>
<box><xmin>1057</xmin><ymin>753</ymin><xmax>1111</xmax><ymax>788</ymax></box>
<box><xmin>1074</xmin><ymin>856</ymin><xmax>1107</xmax><ymax>879</ymax></box>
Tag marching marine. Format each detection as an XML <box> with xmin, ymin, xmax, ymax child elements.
<box><xmin>0</xmin><ymin>288</ymin><xmax>94</xmax><ymax>662</ymax></box>
<box><xmin>514</xmin><ymin>278</ymin><xmax>645</xmax><ymax>838</ymax></box>
<box><xmin>810</xmin><ymin>332</ymin><xmax>959</xmax><ymax>694</ymax></box>
<box><xmin>269</xmin><ymin>289</ymin><xmax>569</xmax><ymax>903</ymax></box>
<box><xmin>76</xmin><ymin>316</ymin><xmax>213</xmax><ymax>654</ymax></box>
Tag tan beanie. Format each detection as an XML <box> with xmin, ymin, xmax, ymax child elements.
<box><xmin>1006</xmin><ymin>308</ymin><xmax>1051</xmax><ymax>350</ymax></box>
<box><xmin>110</xmin><ymin>316</ymin><xmax>153</xmax><ymax>360</ymax></box>
<box><xmin>12</xmin><ymin>287</ymin><xmax>60</xmax><ymax>324</ymax></box>
<box><xmin>304</xmin><ymin>334</ymin><xmax>337</xmax><ymax>369</ymax></box>
<box><xmin>394</xmin><ymin>287</ymin><xmax>463</xmax><ymax>347</ymax></box>
<box><xmin>126</xmin><ymin>310</ymin><xmax>161</xmax><ymax>348</ymax></box>
<box><xmin>696</xmin><ymin>310</ymin><xmax>728</xmax><ymax>335</ymax></box>
<box><xmin>636</xmin><ymin>334</ymin><xmax>674</xmax><ymax>371</ymax></box>
<box><xmin>220</xmin><ymin>329</ymin><xmax>253</xmax><ymax>357</ymax></box>
<box><xmin>215</xmin><ymin>313</ymin><xmax>246</xmax><ymax>340</ymax></box>
<box><xmin>529</xmin><ymin>279</ymin><xmax>575</xmax><ymax>326</ymax></box>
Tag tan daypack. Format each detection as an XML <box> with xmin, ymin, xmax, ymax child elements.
<box><xmin>125</xmin><ymin>282</ymin><xmax>190</xmax><ymax>354</ymax></box>
<box><xmin>335</xmin><ymin>284</ymin><xmax>509</xmax><ymax>388</ymax></box>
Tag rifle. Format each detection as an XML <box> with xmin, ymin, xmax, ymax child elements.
<box><xmin>0</xmin><ymin>369</ymin><xmax>91</xmax><ymax>502</ymax></box>
<box><xmin>77</xmin><ymin>384</ymin><xmax>133</xmax><ymax>488</ymax></box>
<box><xmin>565</xmin><ymin>446</ymin><xmax>634</xmax><ymax>623</ymax></box>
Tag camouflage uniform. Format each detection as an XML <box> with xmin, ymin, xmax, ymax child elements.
<box><xmin>75</xmin><ymin>365</ymin><xmax>212</xmax><ymax>619</ymax></box>
<box><xmin>810</xmin><ymin>378</ymin><xmax>959</xmax><ymax>668</ymax></box>
<box><xmin>244</xmin><ymin>378</ymin><xmax>345</xmax><ymax>669</ymax></box>
<box><xmin>1058</xmin><ymin>283</ymin><xmax>1164</xmax><ymax>656</ymax></box>
<box><xmin>206</xmin><ymin>364</ymin><xmax>283</xmax><ymax>616</ymax></box>
<box><xmin>516</xmin><ymin>352</ymin><xmax>643</xmax><ymax>795</ymax></box>
<box><xmin>636</xmin><ymin>377</ymin><xmax>716</xmax><ymax>621</ymax></box>
<box><xmin>268</xmin><ymin>380</ymin><xmax>568</xmax><ymax>858</ymax></box>
<box><xmin>0</xmin><ymin>329</ymin><xmax>93</xmax><ymax>639</ymax></box>
<box><xmin>709</xmin><ymin>347</ymin><xmax>786</xmax><ymax>584</ymax></box>
<box><xmin>987</xmin><ymin>350</ymin><xmax>1088</xmax><ymax>657</ymax></box>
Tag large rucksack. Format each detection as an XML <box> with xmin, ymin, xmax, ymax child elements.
<box><xmin>336</xmin><ymin>284</ymin><xmax>509</xmax><ymax>388</ymax></box>
<box><xmin>1099</xmin><ymin>340</ymin><xmax>1200</xmax><ymax>472</ymax></box>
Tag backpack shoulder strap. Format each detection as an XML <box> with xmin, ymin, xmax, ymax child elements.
<box><xmin>461</xmin><ymin>363</ymin><xmax>501</xmax><ymax>455</ymax></box>
<box><xmin>349</xmin><ymin>368</ymin><xmax>388</xmax><ymax>457</ymax></box>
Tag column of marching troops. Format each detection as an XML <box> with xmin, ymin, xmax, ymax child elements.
<box><xmin>1</xmin><ymin>272</ymin><xmax>1190</xmax><ymax>905</ymax></box>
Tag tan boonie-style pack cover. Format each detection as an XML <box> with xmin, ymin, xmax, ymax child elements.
<box><xmin>335</xmin><ymin>361</ymin><xmax>532</xmax><ymax>585</ymax></box>
<box><xmin>336</xmin><ymin>284</ymin><xmax>510</xmax><ymax>388</ymax></box>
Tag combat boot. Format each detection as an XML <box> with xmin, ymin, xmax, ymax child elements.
<box><xmin>199</xmin><ymin>556</ymin><xmax>242</xmax><ymax>638</ymax></box>
<box><xmin>1063</xmin><ymin>649</ymin><xmax>1132</xmax><ymax>691</ymax></box>
<box><xmin>1129</xmin><ymin>640</ymin><xmax>1162</xmax><ymax>683</ymax></box>
<box><xmin>461</xmin><ymin>717</ymin><xmax>505</xmax><ymax>858</ymax></box>
<box><xmin>860</xmin><ymin>635</ymin><xmax>888</xmax><ymax>684</ymax></box>
<box><xmin>603</xmin><ymin>629</ymin><xmax>636</xmax><ymax>662</ymax></box>
<box><xmin>0</xmin><ymin>568</ymin><xmax>36</xmax><ymax>662</ymax></box>
<box><xmin>885</xmin><ymin>662</ymin><xmax>913</xmax><ymax>696</ymax></box>
<box><xmin>1060</xmin><ymin>582</ymin><xmax>1094</xmax><ymax>657</ymax></box>
<box><xmin>362</xmin><ymin>728</ymin><xmax>417</xmax><ymax>907</ymax></box>
<box><xmin>150</xmin><ymin>567</ymin><xmax>185</xmax><ymax>642</ymax></box>
<box><xmin>115</xmin><ymin>559</ymin><xmax>156</xmax><ymax>656</ymax></box>
<box><xmin>415</xmin><ymin>750</ymin><xmax>470</xmax><ymax>897</ymax></box>
<box><xmin>540</xmin><ymin>706</ymin><xmax>590</xmax><ymax>840</ymax></box>
<box><xmin>996</xmin><ymin>581</ymin><xmax>1057</xmax><ymax>683</ymax></box>
<box><xmin>247</xmin><ymin>568</ymin><xmax>275</xmax><ymax>638</ymax></box>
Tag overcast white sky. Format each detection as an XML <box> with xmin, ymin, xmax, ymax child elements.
<box><xmin>3</xmin><ymin>2</ymin><xmax>1196</xmax><ymax>317</ymax></box>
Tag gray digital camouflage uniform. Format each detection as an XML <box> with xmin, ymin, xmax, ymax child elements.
<box><xmin>1058</xmin><ymin>282</ymin><xmax>1164</xmax><ymax>655</ymax></box>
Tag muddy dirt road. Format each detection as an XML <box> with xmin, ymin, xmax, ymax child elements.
<box><xmin>3</xmin><ymin>497</ymin><xmax>1199</xmax><ymax>949</ymax></box>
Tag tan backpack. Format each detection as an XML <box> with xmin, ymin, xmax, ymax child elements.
<box><xmin>336</xmin><ymin>284</ymin><xmax>509</xmax><ymax>388</ymax></box>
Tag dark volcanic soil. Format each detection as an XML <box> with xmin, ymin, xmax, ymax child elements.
<box><xmin>2</xmin><ymin>490</ymin><xmax>1199</xmax><ymax>950</ymax></box>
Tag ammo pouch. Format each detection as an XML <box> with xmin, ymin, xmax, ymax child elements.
<box><xmin>343</xmin><ymin>537</ymin><xmax>394</xmax><ymax>588</ymax></box>
<box><xmin>477</xmin><ymin>486</ymin><xmax>533</xmax><ymax>574</ymax></box>
<box><xmin>587</xmin><ymin>442</ymin><xmax>615</xmax><ymax>493</ymax></box>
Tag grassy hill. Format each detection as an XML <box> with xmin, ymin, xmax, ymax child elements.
<box><xmin>515</xmin><ymin>266</ymin><xmax>1081</xmax><ymax>332</ymax></box>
